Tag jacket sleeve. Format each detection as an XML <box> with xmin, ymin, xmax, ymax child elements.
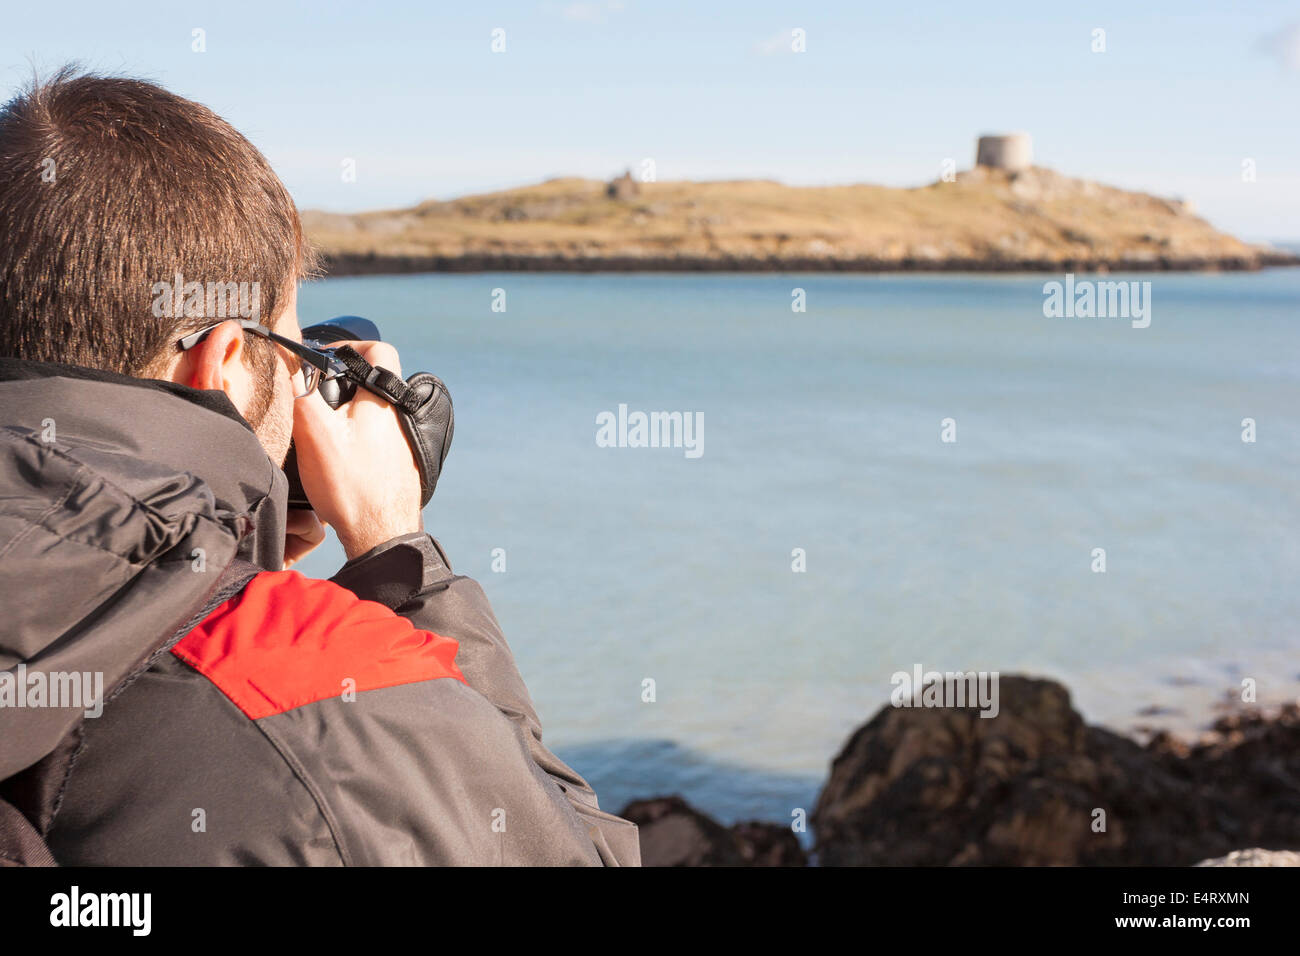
<box><xmin>329</xmin><ymin>531</ymin><xmax>640</xmax><ymax>866</ymax></box>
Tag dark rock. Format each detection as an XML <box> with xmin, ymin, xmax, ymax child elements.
<box><xmin>812</xmin><ymin>676</ymin><xmax>1300</xmax><ymax>866</ymax></box>
<box><xmin>730</xmin><ymin>820</ymin><xmax>807</xmax><ymax>867</ymax></box>
<box><xmin>619</xmin><ymin>795</ymin><xmax>807</xmax><ymax>867</ymax></box>
<box><xmin>619</xmin><ymin>796</ymin><xmax>740</xmax><ymax>866</ymax></box>
<box><xmin>1136</xmin><ymin>704</ymin><xmax>1182</xmax><ymax>717</ymax></box>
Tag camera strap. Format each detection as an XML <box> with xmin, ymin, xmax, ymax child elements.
<box><xmin>331</xmin><ymin>345</ymin><xmax>423</xmax><ymax>415</ymax></box>
<box><xmin>328</xmin><ymin>345</ymin><xmax>455</xmax><ymax>508</ymax></box>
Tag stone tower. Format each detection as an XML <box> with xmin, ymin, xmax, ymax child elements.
<box><xmin>975</xmin><ymin>133</ymin><xmax>1033</xmax><ymax>172</ymax></box>
<box><xmin>606</xmin><ymin>170</ymin><xmax>641</xmax><ymax>201</ymax></box>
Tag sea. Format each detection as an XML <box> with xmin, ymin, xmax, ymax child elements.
<box><xmin>295</xmin><ymin>270</ymin><xmax>1300</xmax><ymax>827</ymax></box>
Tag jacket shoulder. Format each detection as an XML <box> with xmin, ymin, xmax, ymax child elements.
<box><xmin>172</xmin><ymin>570</ymin><xmax>466</xmax><ymax>720</ymax></box>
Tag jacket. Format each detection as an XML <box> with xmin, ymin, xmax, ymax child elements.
<box><xmin>0</xmin><ymin>357</ymin><xmax>639</xmax><ymax>865</ymax></box>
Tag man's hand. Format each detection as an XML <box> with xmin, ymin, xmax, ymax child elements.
<box><xmin>291</xmin><ymin>341</ymin><xmax>423</xmax><ymax>560</ymax></box>
<box><xmin>283</xmin><ymin>509</ymin><xmax>327</xmax><ymax>567</ymax></box>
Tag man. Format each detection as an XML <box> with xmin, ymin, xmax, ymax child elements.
<box><xmin>0</xmin><ymin>69</ymin><xmax>639</xmax><ymax>866</ymax></box>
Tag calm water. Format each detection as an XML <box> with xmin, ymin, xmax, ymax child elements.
<box><xmin>296</xmin><ymin>271</ymin><xmax>1300</xmax><ymax>825</ymax></box>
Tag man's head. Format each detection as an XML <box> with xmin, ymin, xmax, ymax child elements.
<box><xmin>0</xmin><ymin>67</ymin><xmax>316</xmax><ymax>464</ymax></box>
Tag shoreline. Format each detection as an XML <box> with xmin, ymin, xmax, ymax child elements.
<box><xmin>620</xmin><ymin>675</ymin><xmax>1300</xmax><ymax>866</ymax></box>
<box><xmin>317</xmin><ymin>251</ymin><xmax>1300</xmax><ymax>278</ymax></box>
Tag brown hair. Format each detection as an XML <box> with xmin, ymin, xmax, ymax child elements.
<box><xmin>0</xmin><ymin>66</ymin><xmax>317</xmax><ymax>392</ymax></box>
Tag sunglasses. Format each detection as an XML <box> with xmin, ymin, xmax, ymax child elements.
<box><xmin>176</xmin><ymin>318</ymin><xmax>348</xmax><ymax>399</ymax></box>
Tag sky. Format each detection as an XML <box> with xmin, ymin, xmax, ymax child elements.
<box><xmin>2</xmin><ymin>1</ymin><xmax>1298</xmax><ymax>240</ymax></box>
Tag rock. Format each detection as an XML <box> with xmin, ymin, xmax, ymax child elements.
<box><xmin>619</xmin><ymin>795</ymin><xmax>807</xmax><ymax>867</ymax></box>
<box><xmin>730</xmin><ymin>820</ymin><xmax>807</xmax><ymax>867</ymax></box>
<box><xmin>812</xmin><ymin>676</ymin><xmax>1300</xmax><ymax>866</ymax></box>
<box><xmin>619</xmin><ymin>796</ymin><xmax>740</xmax><ymax>866</ymax></box>
<box><xmin>1196</xmin><ymin>848</ymin><xmax>1300</xmax><ymax>867</ymax></box>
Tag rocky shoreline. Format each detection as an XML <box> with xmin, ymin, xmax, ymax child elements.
<box><xmin>317</xmin><ymin>250</ymin><xmax>1300</xmax><ymax>277</ymax></box>
<box><xmin>619</xmin><ymin>676</ymin><xmax>1300</xmax><ymax>866</ymax></box>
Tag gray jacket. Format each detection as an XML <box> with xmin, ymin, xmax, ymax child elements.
<box><xmin>0</xmin><ymin>358</ymin><xmax>639</xmax><ymax>865</ymax></box>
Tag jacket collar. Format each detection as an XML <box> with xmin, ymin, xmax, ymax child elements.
<box><xmin>0</xmin><ymin>357</ymin><xmax>287</xmax><ymax>570</ymax></box>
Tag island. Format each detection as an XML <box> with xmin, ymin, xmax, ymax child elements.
<box><xmin>302</xmin><ymin>135</ymin><xmax>1297</xmax><ymax>276</ymax></box>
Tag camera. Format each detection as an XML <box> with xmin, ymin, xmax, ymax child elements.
<box><xmin>300</xmin><ymin>315</ymin><xmax>381</xmax><ymax>409</ymax></box>
<box><xmin>283</xmin><ymin>316</ymin><xmax>454</xmax><ymax>511</ymax></box>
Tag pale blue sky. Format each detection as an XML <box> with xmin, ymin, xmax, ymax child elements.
<box><xmin>2</xmin><ymin>1</ymin><xmax>1297</xmax><ymax>239</ymax></box>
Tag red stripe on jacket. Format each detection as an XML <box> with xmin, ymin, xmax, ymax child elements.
<box><xmin>172</xmin><ymin>570</ymin><xmax>465</xmax><ymax>720</ymax></box>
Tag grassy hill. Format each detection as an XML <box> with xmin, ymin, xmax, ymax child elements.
<box><xmin>302</xmin><ymin>168</ymin><xmax>1295</xmax><ymax>274</ymax></box>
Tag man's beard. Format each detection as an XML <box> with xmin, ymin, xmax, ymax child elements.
<box><xmin>245</xmin><ymin>363</ymin><xmax>294</xmax><ymax>467</ymax></box>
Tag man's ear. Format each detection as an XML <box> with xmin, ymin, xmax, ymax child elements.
<box><xmin>175</xmin><ymin>321</ymin><xmax>254</xmax><ymax>410</ymax></box>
